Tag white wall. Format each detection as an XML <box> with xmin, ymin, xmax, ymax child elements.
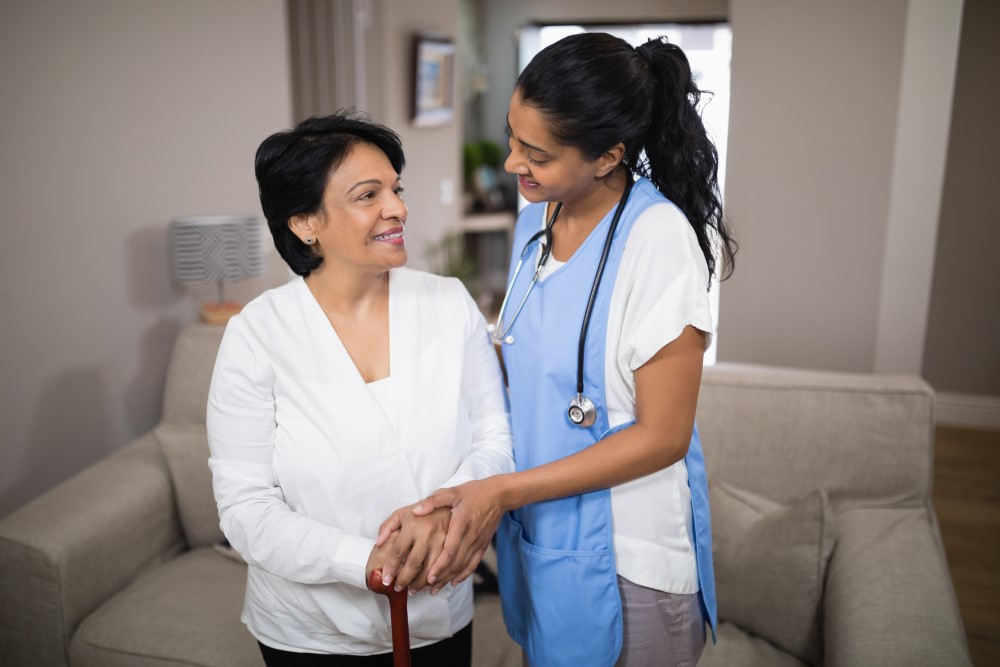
<box><xmin>0</xmin><ymin>0</ymin><xmax>293</xmax><ymax>517</ymax></box>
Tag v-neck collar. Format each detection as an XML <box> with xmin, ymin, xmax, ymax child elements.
<box><xmin>295</xmin><ymin>272</ymin><xmax>405</xmax><ymax>434</ymax></box>
<box><xmin>535</xmin><ymin>202</ymin><xmax>617</xmax><ymax>284</ymax></box>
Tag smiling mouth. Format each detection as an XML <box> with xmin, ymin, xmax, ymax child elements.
<box><xmin>373</xmin><ymin>230</ymin><xmax>403</xmax><ymax>241</ymax></box>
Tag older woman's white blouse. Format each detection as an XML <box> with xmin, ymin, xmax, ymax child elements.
<box><xmin>207</xmin><ymin>268</ymin><xmax>514</xmax><ymax>655</ymax></box>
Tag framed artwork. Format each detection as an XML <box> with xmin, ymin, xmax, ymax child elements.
<box><xmin>412</xmin><ymin>34</ymin><xmax>456</xmax><ymax>128</ymax></box>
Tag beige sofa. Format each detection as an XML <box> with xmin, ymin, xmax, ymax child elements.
<box><xmin>0</xmin><ymin>325</ymin><xmax>972</xmax><ymax>666</ymax></box>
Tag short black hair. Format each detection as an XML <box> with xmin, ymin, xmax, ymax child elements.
<box><xmin>254</xmin><ymin>110</ymin><xmax>405</xmax><ymax>276</ymax></box>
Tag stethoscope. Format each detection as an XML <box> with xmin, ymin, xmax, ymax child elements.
<box><xmin>488</xmin><ymin>174</ymin><xmax>635</xmax><ymax>428</ymax></box>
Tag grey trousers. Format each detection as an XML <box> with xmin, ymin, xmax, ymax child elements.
<box><xmin>615</xmin><ymin>576</ymin><xmax>706</xmax><ymax>667</ymax></box>
<box><xmin>523</xmin><ymin>576</ymin><xmax>707</xmax><ymax>667</ymax></box>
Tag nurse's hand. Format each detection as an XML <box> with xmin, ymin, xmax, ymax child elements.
<box><xmin>372</xmin><ymin>505</ymin><xmax>451</xmax><ymax>593</ymax></box>
<box><xmin>410</xmin><ymin>477</ymin><xmax>507</xmax><ymax>595</ymax></box>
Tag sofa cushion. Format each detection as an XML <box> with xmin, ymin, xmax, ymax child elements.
<box><xmin>710</xmin><ymin>480</ymin><xmax>836</xmax><ymax>665</ymax></box>
<box><xmin>823</xmin><ymin>507</ymin><xmax>970</xmax><ymax>667</ymax></box>
<box><xmin>157</xmin><ymin>424</ymin><xmax>225</xmax><ymax>548</ymax></box>
<box><xmin>699</xmin><ymin>620</ymin><xmax>809</xmax><ymax>667</ymax></box>
<box><xmin>698</xmin><ymin>364</ymin><xmax>934</xmax><ymax>508</ymax></box>
<box><xmin>69</xmin><ymin>548</ymin><xmax>262</xmax><ymax>667</ymax></box>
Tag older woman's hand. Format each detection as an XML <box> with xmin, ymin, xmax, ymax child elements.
<box><xmin>383</xmin><ymin>477</ymin><xmax>507</xmax><ymax>595</ymax></box>
<box><xmin>371</xmin><ymin>505</ymin><xmax>451</xmax><ymax>593</ymax></box>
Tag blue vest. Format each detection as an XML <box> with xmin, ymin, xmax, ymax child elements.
<box><xmin>496</xmin><ymin>178</ymin><xmax>718</xmax><ymax>667</ymax></box>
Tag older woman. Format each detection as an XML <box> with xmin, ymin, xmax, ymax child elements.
<box><xmin>206</xmin><ymin>111</ymin><xmax>513</xmax><ymax>666</ymax></box>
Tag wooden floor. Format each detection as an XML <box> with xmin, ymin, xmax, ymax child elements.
<box><xmin>933</xmin><ymin>425</ymin><xmax>1000</xmax><ymax>667</ymax></box>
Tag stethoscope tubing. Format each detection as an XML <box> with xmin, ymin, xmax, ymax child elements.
<box><xmin>492</xmin><ymin>173</ymin><xmax>635</xmax><ymax>426</ymax></box>
<box><xmin>575</xmin><ymin>176</ymin><xmax>634</xmax><ymax>395</ymax></box>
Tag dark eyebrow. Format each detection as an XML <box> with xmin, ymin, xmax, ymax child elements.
<box><xmin>505</xmin><ymin>114</ymin><xmax>553</xmax><ymax>157</ymax></box>
<box><xmin>346</xmin><ymin>176</ymin><xmax>401</xmax><ymax>194</ymax></box>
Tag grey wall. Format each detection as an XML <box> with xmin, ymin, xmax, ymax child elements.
<box><xmin>719</xmin><ymin>0</ymin><xmax>964</xmax><ymax>378</ymax></box>
<box><xmin>922</xmin><ymin>0</ymin><xmax>1000</xmax><ymax>396</ymax></box>
<box><xmin>370</xmin><ymin>0</ymin><xmax>464</xmax><ymax>272</ymax></box>
<box><xmin>719</xmin><ymin>0</ymin><xmax>908</xmax><ymax>371</ymax></box>
<box><xmin>0</xmin><ymin>0</ymin><xmax>293</xmax><ymax>517</ymax></box>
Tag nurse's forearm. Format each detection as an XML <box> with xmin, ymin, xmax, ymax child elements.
<box><xmin>495</xmin><ymin>421</ymin><xmax>691</xmax><ymax>511</ymax></box>
<box><xmin>497</xmin><ymin>324</ymin><xmax>704</xmax><ymax>511</ymax></box>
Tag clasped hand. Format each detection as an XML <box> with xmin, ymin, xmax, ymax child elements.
<box><xmin>372</xmin><ymin>477</ymin><xmax>506</xmax><ymax>596</ymax></box>
<box><xmin>365</xmin><ymin>505</ymin><xmax>450</xmax><ymax>594</ymax></box>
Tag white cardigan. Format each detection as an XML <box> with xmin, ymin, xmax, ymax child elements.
<box><xmin>207</xmin><ymin>268</ymin><xmax>514</xmax><ymax>655</ymax></box>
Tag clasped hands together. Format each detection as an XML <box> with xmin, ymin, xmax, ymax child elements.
<box><xmin>365</xmin><ymin>476</ymin><xmax>506</xmax><ymax>596</ymax></box>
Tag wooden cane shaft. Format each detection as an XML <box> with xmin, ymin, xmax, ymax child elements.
<box><xmin>368</xmin><ymin>569</ymin><xmax>411</xmax><ymax>667</ymax></box>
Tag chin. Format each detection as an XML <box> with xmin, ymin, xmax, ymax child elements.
<box><xmin>517</xmin><ymin>187</ymin><xmax>546</xmax><ymax>204</ymax></box>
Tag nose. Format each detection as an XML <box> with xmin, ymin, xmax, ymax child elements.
<box><xmin>383</xmin><ymin>193</ymin><xmax>408</xmax><ymax>222</ymax></box>
<box><xmin>504</xmin><ymin>149</ymin><xmax>523</xmax><ymax>175</ymax></box>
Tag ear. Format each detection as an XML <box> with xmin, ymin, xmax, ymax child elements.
<box><xmin>595</xmin><ymin>143</ymin><xmax>626</xmax><ymax>178</ymax></box>
<box><xmin>288</xmin><ymin>213</ymin><xmax>316</xmax><ymax>243</ymax></box>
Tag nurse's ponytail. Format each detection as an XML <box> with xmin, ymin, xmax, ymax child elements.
<box><xmin>516</xmin><ymin>33</ymin><xmax>736</xmax><ymax>284</ymax></box>
<box><xmin>635</xmin><ymin>37</ymin><xmax>735</xmax><ymax>282</ymax></box>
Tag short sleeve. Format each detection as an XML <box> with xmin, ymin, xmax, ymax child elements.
<box><xmin>613</xmin><ymin>202</ymin><xmax>714</xmax><ymax>374</ymax></box>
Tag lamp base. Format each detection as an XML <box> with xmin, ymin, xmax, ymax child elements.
<box><xmin>200</xmin><ymin>301</ymin><xmax>243</xmax><ymax>326</ymax></box>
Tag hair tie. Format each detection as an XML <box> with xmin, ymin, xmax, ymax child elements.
<box><xmin>636</xmin><ymin>45</ymin><xmax>655</xmax><ymax>70</ymax></box>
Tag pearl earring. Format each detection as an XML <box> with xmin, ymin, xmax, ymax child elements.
<box><xmin>304</xmin><ymin>237</ymin><xmax>315</xmax><ymax>246</ymax></box>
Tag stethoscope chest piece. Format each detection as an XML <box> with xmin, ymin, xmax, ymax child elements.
<box><xmin>567</xmin><ymin>393</ymin><xmax>597</xmax><ymax>427</ymax></box>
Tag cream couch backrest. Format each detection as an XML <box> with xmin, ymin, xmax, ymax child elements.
<box><xmin>162</xmin><ymin>325</ymin><xmax>227</xmax><ymax>427</ymax></box>
<box><xmin>697</xmin><ymin>363</ymin><xmax>935</xmax><ymax>509</ymax></box>
<box><xmin>157</xmin><ymin>325</ymin><xmax>227</xmax><ymax>548</ymax></box>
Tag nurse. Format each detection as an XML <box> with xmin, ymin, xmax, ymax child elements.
<box><xmin>378</xmin><ymin>33</ymin><xmax>737</xmax><ymax>666</ymax></box>
<box><xmin>207</xmin><ymin>111</ymin><xmax>514</xmax><ymax>666</ymax></box>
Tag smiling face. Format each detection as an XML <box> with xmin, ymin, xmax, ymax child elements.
<box><xmin>291</xmin><ymin>141</ymin><xmax>408</xmax><ymax>275</ymax></box>
<box><xmin>503</xmin><ymin>89</ymin><xmax>619</xmax><ymax>207</ymax></box>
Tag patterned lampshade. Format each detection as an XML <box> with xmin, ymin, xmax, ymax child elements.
<box><xmin>170</xmin><ymin>215</ymin><xmax>265</xmax><ymax>285</ymax></box>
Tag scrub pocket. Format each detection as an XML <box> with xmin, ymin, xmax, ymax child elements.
<box><xmin>497</xmin><ymin>512</ymin><xmax>623</xmax><ymax>667</ymax></box>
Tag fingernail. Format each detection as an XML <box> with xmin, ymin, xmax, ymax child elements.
<box><xmin>382</xmin><ymin>575</ymin><xmax>391</xmax><ymax>586</ymax></box>
<box><xmin>394</xmin><ymin>585</ymin><xmax>402</xmax><ymax>592</ymax></box>
<box><xmin>427</xmin><ymin>575</ymin><xmax>436</xmax><ymax>584</ymax></box>
<box><xmin>408</xmin><ymin>588</ymin><xmax>416</xmax><ymax>597</ymax></box>
<box><xmin>414</xmin><ymin>504</ymin><xmax>424</xmax><ymax>512</ymax></box>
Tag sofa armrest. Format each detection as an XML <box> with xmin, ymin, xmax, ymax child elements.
<box><xmin>0</xmin><ymin>432</ymin><xmax>186</xmax><ymax>667</ymax></box>
<box><xmin>823</xmin><ymin>507</ymin><xmax>971</xmax><ymax>667</ymax></box>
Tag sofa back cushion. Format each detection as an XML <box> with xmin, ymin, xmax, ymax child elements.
<box><xmin>697</xmin><ymin>363</ymin><xmax>934</xmax><ymax>508</ymax></box>
<box><xmin>710</xmin><ymin>480</ymin><xmax>835</xmax><ymax>665</ymax></box>
<box><xmin>159</xmin><ymin>325</ymin><xmax>226</xmax><ymax>547</ymax></box>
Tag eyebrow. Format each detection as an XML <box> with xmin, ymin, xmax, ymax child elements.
<box><xmin>346</xmin><ymin>176</ymin><xmax>401</xmax><ymax>194</ymax></box>
<box><xmin>506</xmin><ymin>115</ymin><xmax>553</xmax><ymax>157</ymax></box>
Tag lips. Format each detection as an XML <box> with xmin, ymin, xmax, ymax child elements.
<box><xmin>373</xmin><ymin>227</ymin><xmax>404</xmax><ymax>244</ymax></box>
<box><xmin>518</xmin><ymin>175</ymin><xmax>539</xmax><ymax>189</ymax></box>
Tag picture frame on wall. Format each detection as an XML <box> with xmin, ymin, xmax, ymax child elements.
<box><xmin>412</xmin><ymin>34</ymin><xmax>456</xmax><ymax>128</ymax></box>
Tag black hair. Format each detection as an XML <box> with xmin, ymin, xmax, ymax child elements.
<box><xmin>516</xmin><ymin>33</ymin><xmax>736</xmax><ymax>284</ymax></box>
<box><xmin>254</xmin><ymin>110</ymin><xmax>405</xmax><ymax>277</ymax></box>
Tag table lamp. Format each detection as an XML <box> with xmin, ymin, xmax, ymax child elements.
<box><xmin>171</xmin><ymin>215</ymin><xmax>265</xmax><ymax>325</ymax></box>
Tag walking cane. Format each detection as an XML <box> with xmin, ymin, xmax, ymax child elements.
<box><xmin>367</xmin><ymin>569</ymin><xmax>411</xmax><ymax>667</ymax></box>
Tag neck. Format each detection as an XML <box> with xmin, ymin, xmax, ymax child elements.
<box><xmin>556</xmin><ymin>170</ymin><xmax>628</xmax><ymax>233</ymax></box>
<box><xmin>549</xmin><ymin>170</ymin><xmax>629</xmax><ymax>260</ymax></box>
<box><xmin>305</xmin><ymin>263</ymin><xmax>389</xmax><ymax>317</ymax></box>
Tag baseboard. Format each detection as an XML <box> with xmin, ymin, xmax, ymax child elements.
<box><xmin>935</xmin><ymin>392</ymin><xmax>1000</xmax><ymax>431</ymax></box>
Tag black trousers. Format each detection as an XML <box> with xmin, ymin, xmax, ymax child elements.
<box><xmin>258</xmin><ymin>623</ymin><xmax>472</xmax><ymax>667</ymax></box>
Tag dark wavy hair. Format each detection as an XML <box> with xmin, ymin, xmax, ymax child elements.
<box><xmin>254</xmin><ymin>110</ymin><xmax>405</xmax><ymax>277</ymax></box>
<box><xmin>516</xmin><ymin>33</ymin><xmax>736</xmax><ymax>284</ymax></box>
